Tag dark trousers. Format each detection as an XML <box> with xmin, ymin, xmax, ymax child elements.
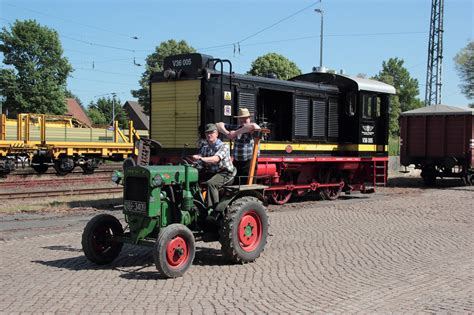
<box><xmin>204</xmin><ymin>172</ymin><xmax>234</xmax><ymax>207</ymax></box>
<box><xmin>233</xmin><ymin>159</ymin><xmax>258</xmax><ymax>185</ymax></box>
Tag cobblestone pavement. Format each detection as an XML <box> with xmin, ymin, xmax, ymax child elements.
<box><xmin>1</xmin><ymin>184</ymin><xmax>473</xmax><ymax>314</ymax></box>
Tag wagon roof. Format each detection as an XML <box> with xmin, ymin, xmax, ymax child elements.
<box><xmin>401</xmin><ymin>104</ymin><xmax>474</xmax><ymax>116</ymax></box>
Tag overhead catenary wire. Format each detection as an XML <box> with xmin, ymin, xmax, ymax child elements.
<box><xmin>3</xmin><ymin>2</ymin><xmax>139</xmax><ymax>40</ymax></box>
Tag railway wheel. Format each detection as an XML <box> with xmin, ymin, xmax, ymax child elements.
<box><xmin>81</xmin><ymin>158</ymin><xmax>101</xmax><ymax>174</ymax></box>
<box><xmin>421</xmin><ymin>166</ymin><xmax>436</xmax><ymax>186</ymax></box>
<box><xmin>32</xmin><ymin>164</ymin><xmax>49</xmax><ymax>174</ymax></box>
<box><xmin>31</xmin><ymin>155</ymin><xmax>50</xmax><ymax>174</ymax></box>
<box><xmin>269</xmin><ymin>189</ymin><xmax>292</xmax><ymax>205</ymax></box>
<box><xmin>82</xmin><ymin>214</ymin><xmax>124</xmax><ymax>265</ymax></box>
<box><xmin>154</xmin><ymin>224</ymin><xmax>195</xmax><ymax>278</ymax></box>
<box><xmin>320</xmin><ymin>168</ymin><xmax>343</xmax><ymax>201</ymax></box>
<box><xmin>54</xmin><ymin>157</ymin><xmax>75</xmax><ymax>176</ymax></box>
<box><xmin>220</xmin><ymin>196</ymin><xmax>268</xmax><ymax>263</ymax></box>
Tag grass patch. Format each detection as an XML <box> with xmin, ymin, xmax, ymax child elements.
<box><xmin>389</xmin><ymin>136</ymin><xmax>400</xmax><ymax>156</ymax></box>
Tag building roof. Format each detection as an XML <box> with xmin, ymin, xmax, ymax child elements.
<box><xmin>123</xmin><ymin>101</ymin><xmax>149</xmax><ymax>130</ymax></box>
<box><xmin>65</xmin><ymin>98</ymin><xmax>92</xmax><ymax>126</ymax></box>
<box><xmin>401</xmin><ymin>104</ymin><xmax>474</xmax><ymax>116</ymax></box>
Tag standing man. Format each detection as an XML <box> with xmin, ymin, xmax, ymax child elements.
<box><xmin>216</xmin><ymin>108</ymin><xmax>261</xmax><ymax>181</ymax></box>
<box><xmin>192</xmin><ymin>123</ymin><xmax>234</xmax><ymax>207</ymax></box>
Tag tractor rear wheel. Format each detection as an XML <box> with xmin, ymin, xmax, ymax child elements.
<box><xmin>220</xmin><ymin>196</ymin><xmax>268</xmax><ymax>263</ymax></box>
<box><xmin>154</xmin><ymin>224</ymin><xmax>195</xmax><ymax>278</ymax></box>
<box><xmin>82</xmin><ymin>214</ymin><xmax>124</xmax><ymax>265</ymax></box>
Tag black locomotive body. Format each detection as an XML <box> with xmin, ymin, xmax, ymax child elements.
<box><xmin>148</xmin><ymin>53</ymin><xmax>396</xmax><ymax>203</ymax></box>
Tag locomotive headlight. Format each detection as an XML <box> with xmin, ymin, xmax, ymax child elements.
<box><xmin>152</xmin><ymin>174</ymin><xmax>163</xmax><ymax>187</ymax></box>
<box><xmin>111</xmin><ymin>170</ymin><xmax>123</xmax><ymax>184</ymax></box>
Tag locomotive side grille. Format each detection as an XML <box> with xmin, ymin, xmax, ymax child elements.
<box><xmin>328</xmin><ymin>98</ymin><xmax>339</xmax><ymax>139</ymax></box>
<box><xmin>238</xmin><ymin>92</ymin><xmax>256</xmax><ymax>119</ymax></box>
<box><xmin>312</xmin><ymin>99</ymin><xmax>326</xmax><ymax>138</ymax></box>
<box><xmin>125</xmin><ymin>176</ymin><xmax>149</xmax><ymax>202</ymax></box>
<box><xmin>294</xmin><ymin>98</ymin><xmax>309</xmax><ymax>137</ymax></box>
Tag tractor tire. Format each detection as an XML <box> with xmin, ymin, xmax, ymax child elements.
<box><xmin>82</xmin><ymin>214</ymin><xmax>124</xmax><ymax>265</ymax></box>
<box><xmin>219</xmin><ymin>196</ymin><xmax>268</xmax><ymax>263</ymax></box>
<box><xmin>153</xmin><ymin>224</ymin><xmax>195</xmax><ymax>278</ymax></box>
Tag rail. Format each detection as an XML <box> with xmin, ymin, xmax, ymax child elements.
<box><xmin>0</xmin><ymin>186</ymin><xmax>122</xmax><ymax>200</ymax></box>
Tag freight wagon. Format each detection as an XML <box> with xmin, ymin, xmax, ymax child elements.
<box><xmin>400</xmin><ymin>104</ymin><xmax>474</xmax><ymax>185</ymax></box>
<box><xmin>0</xmin><ymin>113</ymin><xmax>148</xmax><ymax>176</ymax></box>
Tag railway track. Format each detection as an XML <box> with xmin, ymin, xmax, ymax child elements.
<box><xmin>0</xmin><ymin>175</ymin><xmax>111</xmax><ymax>189</ymax></box>
<box><xmin>7</xmin><ymin>163</ymin><xmax>122</xmax><ymax>177</ymax></box>
<box><xmin>0</xmin><ymin>186</ymin><xmax>123</xmax><ymax>200</ymax></box>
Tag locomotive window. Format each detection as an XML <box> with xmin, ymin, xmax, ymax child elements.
<box><xmin>362</xmin><ymin>95</ymin><xmax>374</xmax><ymax>119</ymax></box>
<box><xmin>345</xmin><ymin>93</ymin><xmax>356</xmax><ymax>116</ymax></box>
<box><xmin>375</xmin><ymin>96</ymin><xmax>381</xmax><ymax>117</ymax></box>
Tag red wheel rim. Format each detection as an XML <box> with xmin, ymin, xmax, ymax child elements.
<box><xmin>270</xmin><ymin>190</ymin><xmax>292</xmax><ymax>205</ymax></box>
<box><xmin>166</xmin><ymin>236</ymin><xmax>189</xmax><ymax>268</ymax></box>
<box><xmin>238</xmin><ymin>210</ymin><xmax>262</xmax><ymax>252</ymax></box>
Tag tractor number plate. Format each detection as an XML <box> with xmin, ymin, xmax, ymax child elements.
<box><xmin>124</xmin><ymin>200</ymin><xmax>147</xmax><ymax>215</ymax></box>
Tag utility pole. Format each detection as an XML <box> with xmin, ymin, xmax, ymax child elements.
<box><xmin>315</xmin><ymin>8</ymin><xmax>324</xmax><ymax>68</ymax></box>
<box><xmin>111</xmin><ymin>92</ymin><xmax>117</xmax><ymax>124</ymax></box>
<box><xmin>425</xmin><ymin>0</ymin><xmax>444</xmax><ymax>106</ymax></box>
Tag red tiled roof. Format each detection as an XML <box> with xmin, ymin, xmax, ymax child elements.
<box><xmin>65</xmin><ymin>98</ymin><xmax>92</xmax><ymax>126</ymax></box>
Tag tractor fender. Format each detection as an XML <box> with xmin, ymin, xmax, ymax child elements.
<box><xmin>215</xmin><ymin>189</ymin><xmax>267</xmax><ymax>213</ymax></box>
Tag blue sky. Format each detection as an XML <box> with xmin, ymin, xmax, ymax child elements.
<box><xmin>1</xmin><ymin>0</ymin><xmax>473</xmax><ymax>107</ymax></box>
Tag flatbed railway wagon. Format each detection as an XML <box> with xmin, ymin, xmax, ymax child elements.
<box><xmin>146</xmin><ymin>53</ymin><xmax>396</xmax><ymax>204</ymax></box>
<box><xmin>400</xmin><ymin>104</ymin><xmax>474</xmax><ymax>185</ymax></box>
<box><xmin>0</xmin><ymin>113</ymin><xmax>147</xmax><ymax>176</ymax></box>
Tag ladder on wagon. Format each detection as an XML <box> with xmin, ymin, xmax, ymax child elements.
<box><xmin>373</xmin><ymin>160</ymin><xmax>387</xmax><ymax>186</ymax></box>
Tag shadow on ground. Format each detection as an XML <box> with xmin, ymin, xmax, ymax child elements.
<box><xmin>387</xmin><ymin>176</ymin><xmax>470</xmax><ymax>189</ymax></box>
<box><xmin>64</xmin><ymin>198</ymin><xmax>122</xmax><ymax>211</ymax></box>
<box><xmin>33</xmin><ymin>245</ymin><xmax>228</xmax><ymax>280</ymax></box>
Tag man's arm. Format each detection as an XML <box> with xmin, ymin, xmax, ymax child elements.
<box><xmin>200</xmin><ymin>155</ymin><xmax>220</xmax><ymax>164</ymax></box>
<box><xmin>232</xmin><ymin>123</ymin><xmax>261</xmax><ymax>137</ymax></box>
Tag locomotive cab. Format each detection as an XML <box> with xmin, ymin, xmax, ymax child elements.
<box><xmin>291</xmin><ymin>72</ymin><xmax>396</xmax><ymax>156</ymax></box>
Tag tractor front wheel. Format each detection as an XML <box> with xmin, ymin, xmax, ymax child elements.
<box><xmin>220</xmin><ymin>196</ymin><xmax>268</xmax><ymax>263</ymax></box>
<box><xmin>82</xmin><ymin>214</ymin><xmax>124</xmax><ymax>265</ymax></box>
<box><xmin>153</xmin><ymin>224</ymin><xmax>195</xmax><ymax>278</ymax></box>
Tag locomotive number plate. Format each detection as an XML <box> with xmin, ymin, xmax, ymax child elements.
<box><xmin>124</xmin><ymin>200</ymin><xmax>147</xmax><ymax>215</ymax></box>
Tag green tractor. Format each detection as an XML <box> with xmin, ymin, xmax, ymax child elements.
<box><xmin>81</xmin><ymin>161</ymin><xmax>269</xmax><ymax>278</ymax></box>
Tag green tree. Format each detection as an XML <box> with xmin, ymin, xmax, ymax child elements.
<box><xmin>0</xmin><ymin>20</ymin><xmax>72</xmax><ymax>116</ymax></box>
<box><xmin>374</xmin><ymin>58</ymin><xmax>422</xmax><ymax>112</ymax></box>
<box><xmin>247</xmin><ymin>53</ymin><xmax>302</xmax><ymax>80</ymax></box>
<box><xmin>131</xmin><ymin>39</ymin><xmax>196</xmax><ymax>114</ymax></box>
<box><xmin>375</xmin><ymin>74</ymin><xmax>401</xmax><ymax>137</ymax></box>
<box><xmin>87</xmin><ymin>107</ymin><xmax>107</xmax><ymax>126</ymax></box>
<box><xmin>87</xmin><ymin>97</ymin><xmax>128</xmax><ymax>128</ymax></box>
<box><xmin>454</xmin><ymin>41</ymin><xmax>474</xmax><ymax>102</ymax></box>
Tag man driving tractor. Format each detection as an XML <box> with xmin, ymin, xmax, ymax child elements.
<box><xmin>192</xmin><ymin>123</ymin><xmax>235</xmax><ymax>207</ymax></box>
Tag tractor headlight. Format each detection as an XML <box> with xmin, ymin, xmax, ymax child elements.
<box><xmin>111</xmin><ymin>170</ymin><xmax>123</xmax><ymax>184</ymax></box>
<box><xmin>152</xmin><ymin>174</ymin><xmax>163</xmax><ymax>187</ymax></box>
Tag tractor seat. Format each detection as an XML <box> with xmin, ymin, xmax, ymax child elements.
<box><xmin>223</xmin><ymin>167</ymin><xmax>237</xmax><ymax>186</ymax></box>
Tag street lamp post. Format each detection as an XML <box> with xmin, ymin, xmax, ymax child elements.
<box><xmin>315</xmin><ymin>8</ymin><xmax>324</xmax><ymax>68</ymax></box>
<box><xmin>111</xmin><ymin>92</ymin><xmax>117</xmax><ymax>124</ymax></box>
